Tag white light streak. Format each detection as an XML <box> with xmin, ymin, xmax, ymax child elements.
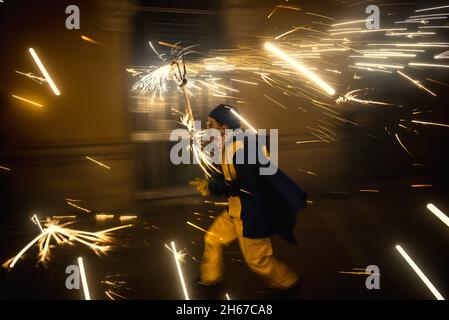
<box><xmin>229</xmin><ymin>108</ymin><xmax>257</xmax><ymax>134</ymax></box>
<box><xmin>397</xmin><ymin>71</ymin><xmax>436</xmax><ymax>96</ymax></box>
<box><xmin>264</xmin><ymin>42</ymin><xmax>335</xmax><ymax>96</ymax></box>
<box><xmin>395</xmin><ymin>245</ymin><xmax>444</xmax><ymax>300</ymax></box>
<box><xmin>409</xmin><ymin>62</ymin><xmax>449</xmax><ymax>68</ymax></box>
<box><xmin>171</xmin><ymin>241</ymin><xmax>190</xmax><ymax>300</ymax></box>
<box><xmin>11</xmin><ymin>95</ymin><xmax>43</xmax><ymax>108</ymax></box>
<box><xmin>427</xmin><ymin>203</ymin><xmax>449</xmax><ymax>228</ymax></box>
<box><xmin>29</xmin><ymin>48</ymin><xmax>61</xmax><ymax>96</ymax></box>
<box><xmin>415</xmin><ymin>5</ymin><xmax>449</xmax><ymax>13</ymax></box>
<box><xmin>78</xmin><ymin>257</ymin><xmax>91</xmax><ymax>300</ymax></box>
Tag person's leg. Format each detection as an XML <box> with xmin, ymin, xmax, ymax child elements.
<box><xmin>200</xmin><ymin>210</ymin><xmax>238</xmax><ymax>285</ymax></box>
<box><xmin>238</xmin><ymin>236</ymin><xmax>299</xmax><ymax>289</ymax></box>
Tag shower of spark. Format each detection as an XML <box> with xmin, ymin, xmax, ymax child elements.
<box><xmin>3</xmin><ymin>218</ymin><xmax>132</xmax><ymax>269</ymax></box>
<box><xmin>131</xmin><ymin>64</ymin><xmax>173</xmax><ymax>97</ymax></box>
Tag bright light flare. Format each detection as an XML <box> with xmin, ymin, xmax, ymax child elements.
<box><xmin>78</xmin><ymin>257</ymin><xmax>91</xmax><ymax>300</ymax></box>
<box><xmin>81</xmin><ymin>35</ymin><xmax>100</xmax><ymax>45</ymax></box>
<box><xmin>395</xmin><ymin>245</ymin><xmax>444</xmax><ymax>300</ymax></box>
<box><xmin>12</xmin><ymin>95</ymin><xmax>43</xmax><ymax>108</ymax></box>
<box><xmin>264</xmin><ymin>42</ymin><xmax>335</xmax><ymax>96</ymax></box>
<box><xmin>230</xmin><ymin>108</ymin><xmax>257</xmax><ymax>134</ymax></box>
<box><xmin>426</xmin><ymin>203</ymin><xmax>449</xmax><ymax>228</ymax></box>
<box><xmin>29</xmin><ymin>48</ymin><xmax>61</xmax><ymax>96</ymax></box>
<box><xmin>397</xmin><ymin>71</ymin><xmax>436</xmax><ymax>96</ymax></box>
<box><xmin>171</xmin><ymin>241</ymin><xmax>190</xmax><ymax>300</ymax></box>
<box><xmin>412</xmin><ymin>120</ymin><xmax>449</xmax><ymax>128</ymax></box>
<box><xmin>86</xmin><ymin>156</ymin><xmax>111</xmax><ymax>170</ymax></box>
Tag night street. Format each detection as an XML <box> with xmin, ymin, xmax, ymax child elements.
<box><xmin>0</xmin><ymin>0</ymin><xmax>448</xmax><ymax>302</ymax></box>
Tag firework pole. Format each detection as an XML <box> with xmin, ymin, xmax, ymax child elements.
<box><xmin>171</xmin><ymin>52</ymin><xmax>194</xmax><ymax>121</ymax></box>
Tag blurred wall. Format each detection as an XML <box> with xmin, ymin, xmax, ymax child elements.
<box><xmin>0</xmin><ymin>0</ymin><xmax>136</xmax><ymax>216</ymax></box>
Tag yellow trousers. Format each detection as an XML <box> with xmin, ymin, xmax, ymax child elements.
<box><xmin>200</xmin><ymin>207</ymin><xmax>298</xmax><ymax>289</ymax></box>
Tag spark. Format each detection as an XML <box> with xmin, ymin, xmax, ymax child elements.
<box><xmin>29</xmin><ymin>48</ymin><xmax>61</xmax><ymax>96</ymax></box>
<box><xmin>31</xmin><ymin>214</ymin><xmax>44</xmax><ymax>232</ymax></box>
<box><xmin>105</xmin><ymin>290</ymin><xmax>127</xmax><ymax>300</ymax></box>
<box><xmin>426</xmin><ymin>203</ymin><xmax>449</xmax><ymax>228</ymax></box>
<box><xmin>295</xmin><ymin>140</ymin><xmax>325</xmax><ymax>144</ymax></box>
<box><xmin>395</xmin><ymin>245</ymin><xmax>444</xmax><ymax>300</ymax></box>
<box><xmin>52</xmin><ymin>215</ymin><xmax>76</xmax><ymax>219</ymax></box>
<box><xmin>359</xmin><ymin>189</ymin><xmax>380</xmax><ymax>193</ymax></box>
<box><xmin>395</xmin><ymin>133</ymin><xmax>414</xmax><ymax>156</ymax></box>
<box><xmin>415</xmin><ymin>5</ymin><xmax>449</xmax><ymax>13</ymax></box>
<box><xmin>67</xmin><ymin>201</ymin><xmax>91</xmax><ymax>213</ymax></box>
<box><xmin>434</xmin><ymin>50</ymin><xmax>449</xmax><ymax>59</ymax></box>
<box><xmin>298</xmin><ymin>168</ymin><xmax>318</xmax><ymax>176</ymax></box>
<box><xmin>264</xmin><ymin>42</ymin><xmax>335</xmax><ymax>96</ymax></box>
<box><xmin>171</xmin><ymin>241</ymin><xmax>190</xmax><ymax>300</ymax></box>
<box><xmin>4</xmin><ymin>218</ymin><xmax>132</xmax><ymax>269</ymax></box>
<box><xmin>337</xmin><ymin>89</ymin><xmax>393</xmax><ymax>106</ymax></box>
<box><xmin>418</xmin><ymin>25</ymin><xmax>449</xmax><ymax>29</ymax></box>
<box><xmin>78</xmin><ymin>257</ymin><xmax>91</xmax><ymax>300</ymax></box>
<box><xmin>411</xmin><ymin>184</ymin><xmax>432</xmax><ymax>188</ymax></box>
<box><xmin>226</xmin><ymin>293</ymin><xmax>231</xmax><ymax>300</ymax></box>
<box><xmin>412</xmin><ymin>120</ymin><xmax>449</xmax><ymax>128</ymax></box>
<box><xmin>85</xmin><ymin>156</ymin><xmax>111</xmax><ymax>170</ymax></box>
<box><xmin>95</xmin><ymin>214</ymin><xmax>115</xmax><ymax>221</ymax></box>
<box><xmin>230</xmin><ymin>108</ymin><xmax>257</xmax><ymax>134</ymax></box>
<box><xmin>11</xmin><ymin>95</ymin><xmax>43</xmax><ymax>108</ymax></box>
<box><xmin>355</xmin><ymin>62</ymin><xmax>404</xmax><ymax>69</ymax></box>
<box><xmin>274</xmin><ymin>27</ymin><xmax>301</xmax><ymax>40</ymax></box>
<box><xmin>187</xmin><ymin>221</ymin><xmax>223</xmax><ymax>241</ymax></box>
<box><xmin>409</xmin><ymin>62</ymin><xmax>449</xmax><ymax>68</ymax></box>
<box><xmin>330</xmin><ymin>28</ymin><xmax>406</xmax><ymax>35</ymax></box>
<box><xmin>119</xmin><ymin>215</ymin><xmax>138</xmax><ymax>222</ymax></box>
<box><xmin>149</xmin><ymin>41</ymin><xmax>165</xmax><ymax>61</ymax></box>
<box><xmin>164</xmin><ymin>243</ymin><xmax>188</xmax><ymax>263</ymax></box>
<box><xmin>386</xmin><ymin>31</ymin><xmax>435</xmax><ymax>37</ymax></box>
<box><xmin>132</xmin><ymin>64</ymin><xmax>172</xmax><ymax>97</ymax></box>
<box><xmin>397</xmin><ymin>71</ymin><xmax>436</xmax><ymax>96</ymax></box>
<box><xmin>425</xmin><ymin>78</ymin><xmax>449</xmax><ymax>87</ymax></box>
<box><xmin>305</xmin><ymin>12</ymin><xmax>334</xmax><ymax>20</ymax></box>
<box><xmin>410</xmin><ymin>13</ymin><xmax>449</xmax><ymax>18</ymax></box>
<box><xmin>339</xmin><ymin>270</ymin><xmax>380</xmax><ymax>275</ymax></box>
<box><xmin>81</xmin><ymin>35</ymin><xmax>100</xmax><ymax>45</ymax></box>
<box><xmin>324</xmin><ymin>112</ymin><xmax>359</xmax><ymax>126</ymax></box>
<box><xmin>15</xmin><ymin>71</ymin><xmax>47</xmax><ymax>84</ymax></box>
<box><xmin>331</xmin><ymin>19</ymin><xmax>372</xmax><ymax>27</ymax></box>
<box><xmin>368</xmin><ymin>43</ymin><xmax>449</xmax><ymax>48</ymax></box>
<box><xmin>264</xmin><ymin>95</ymin><xmax>288</xmax><ymax>110</ymax></box>
<box><xmin>157</xmin><ymin>41</ymin><xmax>184</xmax><ymax>50</ymax></box>
<box><xmin>0</xmin><ymin>166</ymin><xmax>11</xmax><ymax>171</ymax></box>
<box><xmin>204</xmin><ymin>201</ymin><xmax>229</xmax><ymax>206</ymax></box>
<box><xmin>230</xmin><ymin>78</ymin><xmax>258</xmax><ymax>85</ymax></box>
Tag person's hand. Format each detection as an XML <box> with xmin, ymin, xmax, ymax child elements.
<box><xmin>189</xmin><ymin>178</ymin><xmax>210</xmax><ymax>197</ymax></box>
